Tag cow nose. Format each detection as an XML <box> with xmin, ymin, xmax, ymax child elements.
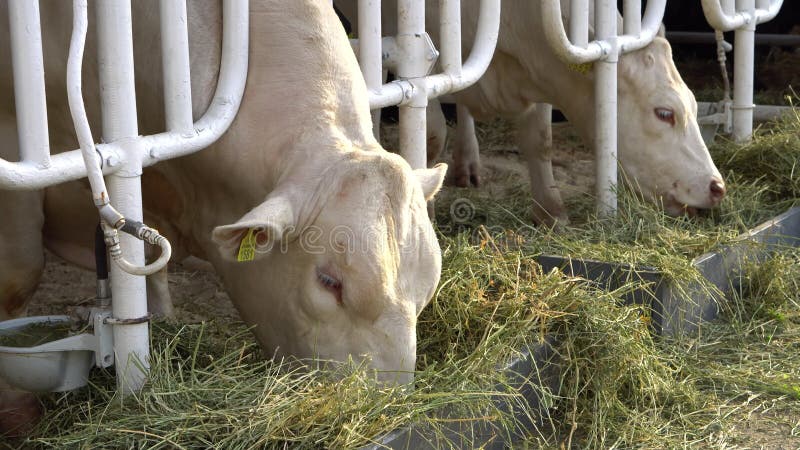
<box><xmin>709</xmin><ymin>178</ymin><xmax>726</xmax><ymax>204</ymax></box>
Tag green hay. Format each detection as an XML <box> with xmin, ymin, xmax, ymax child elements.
<box><xmin>711</xmin><ymin>104</ymin><xmax>800</xmax><ymax>205</ymax></box>
<box><xmin>25</xmin><ymin>319</ymin><xmax>530</xmax><ymax>449</ymax></box>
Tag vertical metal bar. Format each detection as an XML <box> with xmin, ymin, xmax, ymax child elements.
<box><xmin>722</xmin><ymin>0</ymin><xmax>735</xmax><ymax>16</ymax></box>
<box><xmin>623</xmin><ymin>0</ymin><xmax>642</xmax><ymax>36</ymax></box>
<box><xmin>7</xmin><ymin>0</ymin><xmax>50</xmax><ymax>166</ymax></box>
<box><xmin>595</xmin><ymin>0</ymin><xmax>618</xmax><ymax>216</ymax></box>
<box><xmin>440</xmin><ymin>0</ymin><xmax>462</xmax><ymax>76</ymax></box>
<box><xmin>160</xmin><ymin>0</ymin><xmax>193</xmax><ymax>133</ymax></box>
<box><xmin>358</xmin><ymin>0</ymin><xmax>382</xmax><ymax>140</ymax></box>
<box><xmin>397</xmin><ymin>0</ymin><xmax>428</xmax><ymax>170</ymax></box>
<box><xmin>96</xmin><ymin>0</ymin><xmax>149</xmax><ymax>395</ymax></box>
<box><xmin>733</xmin><ymin>0</ymin><xmax>755</xmax><ymax>142</ymax></box>
<box><xmin>569</xmin><ymin>0</ymin><xmax>589</xmax><ymax>47</ymax></box>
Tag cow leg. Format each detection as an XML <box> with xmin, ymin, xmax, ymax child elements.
<box><xmin>0</xmin><ymin>380</ymin><xmax>41</xmax><ymax>437</ymax></box>
<box><xmin>0</xmin><ymin>188</ymin><xmax>46</xmax><ymax>437</ymax></box>
<box><xmin>453</xmin><ymin>103</ymin><xmax>481</xmax><ymax>187</ymax></box>
<box><xmin>0</xmin><ymin>189</ymin><xmax>45</xmax><ymax>320</ymax></box>
<box><xmin>519</xmin><ymin>103</ymin><xmax>568</xmax><ymax>227</ymax></box>
<box><xmin>425</xmin><ymin>99</ymin><xmax>447</xmax><ymax>167</ymax></box>
<box><xmin>146</xmin><ymin>265</ymin><xmax>174</xmax><ymax>318</ymax></box>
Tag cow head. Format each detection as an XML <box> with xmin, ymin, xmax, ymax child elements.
<box><xmin>211</xmin><ymin>152</ymin><xmax>446</xmax><ymax>384</ymax></box>
<box><xmin>616</xmin><ymin>37</ymin><xmax>725</xmax><ymax>215</ymax></box>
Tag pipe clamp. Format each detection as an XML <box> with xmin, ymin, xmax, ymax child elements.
<box><xmin>104</xmin><ymin>313</ymin><xmax>152</xmax><ymax>325</ymax></box>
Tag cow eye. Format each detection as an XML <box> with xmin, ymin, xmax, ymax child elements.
<box><xmin>654</xmin><ymin>107</ymin><xmax>675</xmax><ymax>126</ymax></box>
<box><xmin>316</xmin><ymin>269</ymin><xmax>343</xmax><ymax>305</ymax></box>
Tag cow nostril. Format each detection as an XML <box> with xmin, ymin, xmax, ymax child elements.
<box><xmin>710</xmin><ymin>179</ymin><xmax>726</xmax><ymax>201</ymax></box>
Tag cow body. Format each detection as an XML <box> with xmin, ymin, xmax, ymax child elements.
<box><xmin>336</xmin><ymin>0</ymin><xmax>726</xmax><ymax>225</ymax></box>
<box><xmin>0</xmin><ymin>0</ymin><xmax>446</xmax><ymax>434</ymax></box>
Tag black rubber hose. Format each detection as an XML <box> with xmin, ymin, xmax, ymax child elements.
<box><xmin>121</xmin><ymin>219</ymin><xmax>145</xmax><ymax>237</ymax></box>
<box><xmin>95</xmin><ymin>223</ymin><xmax>109</xmax><ymax>281</ymax></box>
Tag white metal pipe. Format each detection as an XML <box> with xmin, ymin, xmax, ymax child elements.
<box><xmin>569</xmin><ymin>0</ymin><xmax>589</xmax><ymax>47</ymax></box>
<box><xmin>440</xmin><ymin>0</ymin><xmax>462</xmax><ymax>76</ymax></box>
<box><xmin>69</xmin><ymin>0</ymin><xmax>125</xmax><ymax>229</ymax></box>
<box><xmin>0</xmin><ymin>0</ymin><xmax>249</xmax><ymax>188</ymax></box>
<box><xmin>702</xmin><ymin>0</ymin><xmax>749</xmax><ymax>30</ymax></box>
<box><xmin>68</xmin><ymin>0</ymin><xmax>101</xmax><ymax>193</ymax></box>
<box><xmin>365</xmin><ymin>0</ymin><xmax>499</xmax><ymax>111</ymax></box>
<box><xmin>96</xmin><ymin>0</ymin><xmax>149</xmax><ymax>396</ymax></box>
<box><xmin>7</xmin><ymin>0</ymin><xmax>50</xmax><ymax>167</ymax></box>
<box><xmin>0</xmin><ymin>146</ymin><xmax>120</xmax><ymax>190</ymax></box>
<box><xmin>543</xmin><ymin>0</ymin><xmax>667</xmax><ymax>217</ymax></box>
<box><xmin>399</xmin><ymin>91</ymin><xmax>428</xmax><ymax>169</ymax></box>
<box><xmin>423</xmin><ymin>0</ymin><xmax>500</xmax><ymax>99</ymax></box>
<box><xmin>623</xmin><ymin>0</ymin><xmax>642</xmax><ymax>36</ymax></box>
<box><xmin>368</xmin><ymin>80</ymin><xmax>410</xmax><ymax>110</ymax></box>
<box><xmin>617</xmin><ymin>0</ymin><xmax>666</xmax><ymax>53</ymax></box>
<box><xmin>396</xmin><ymin>0</ymin><xmax>428</xmax><ymax>170</ymax></box>
<box><xmin>144</xmin><ymin>0</ymin><xmax>249</xmax><ymax>164</ymax></box>
<box><xmin>733</xmin><ymin>0</ymin><xmax>756</xmax><ymax>142</ymax></box>
<box><xmin>159</xmin><ymin>0</ymin><xmax>193</xmax><ymax>134</ymax></box>
<box><xmin>542</xmin><ymin>0</ymin><xmax>607</xmax><ymax>63</ymax></box>
<box><xmin>111</xmin><ymin>230</ymin><xmax>172</xmax><ymax>276</ymax></box>
<box><xmin>754</xmin><ymin>0</ymin><xmax>782</xmax><ymax>23</ymax></box>
<box><xmin>722</xmin><ymin>0</ymin><xmax>735</xmax><ymax>16</ymax></box>
<box><xmin>595</xmin><ymin>0</ymin><xmax>618</xmax><ymax>217</ymax></box>
<box><xmin>358</xmin><ymin>0</ymin><xmax>382</xmax><ymax>139</ymax></box>
<box><xmin>543</xmin><ymin>0</ymin><xmax>666</xmax><ymax>63</ymax></box>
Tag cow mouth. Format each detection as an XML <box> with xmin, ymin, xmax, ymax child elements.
<box><xmin>664</xmin><ymin>194</ymin><xmax>700</xmax><ymax>217</ymax></box>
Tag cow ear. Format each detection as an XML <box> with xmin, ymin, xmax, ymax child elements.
<box><xmin>211</xmin><ymin>194</ymin><xmax>295</xmax><ymax>262</ymax></box>
<box><xmin>414</xmin><ymin>163</ymin><xmax>447</xmax><ymax>201</ymax></box>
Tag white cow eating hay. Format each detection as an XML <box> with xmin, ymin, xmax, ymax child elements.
<box><xmin>0</xmin><ymin>0</ymin><xmax>446</xmax><ymax>434</ymax></box>
<box><xmin>337</xmin><ymin>0</ymin><xmax>727</xmax><ymax>225</ymax></box>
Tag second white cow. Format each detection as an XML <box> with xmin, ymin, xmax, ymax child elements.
<box><xmin>336</xmin><ymin>0</ymin><xmax>726</xmax><ymax>225</ymax></box>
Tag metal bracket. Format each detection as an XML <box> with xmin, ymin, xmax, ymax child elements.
<box><xmin>396</xmin><ymin>32</ymin><xmax>439</xmax><ymax>77</ymax></box>
<box><xmin>92</xmin><ymin>308</ymin><xmax>115</xmax><ymax>368</ymax></box>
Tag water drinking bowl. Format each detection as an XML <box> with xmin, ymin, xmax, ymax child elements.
<box><xmin>0</xmin><ymin>315</ymin><xmax>98</xmax><ymax>392</ymax></box>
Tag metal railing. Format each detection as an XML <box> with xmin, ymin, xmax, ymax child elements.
<box><xmin>350</xmin><ymin>0</ymin><xmax>501</xmax><ymax>170</ymax></box>
<box><xmin>0</xmin><ymin>0</ymin><xmax>248</xmax><ymax>395</ymax></box>
<box><xmin>701</xmin><ymin>0</ymin><xmax>784</xmax><ymax>142</ymax></box>
<box><xmin>541</xmin><ymin>0</ymin><xmax>666</xmax><ymax>217</ymax></box>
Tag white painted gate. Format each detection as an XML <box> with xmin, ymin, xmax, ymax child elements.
<box><xmin>0</xmin><ymin>0</ymin><xmax>248</xmax><ymax>395</ymax></box>
<box><xmin>701</xmin><ymin>0</ymin><xmax>784</xmax><ymax>142</ymax></box>
<box><xmin>350</xmin><ymin>0</ymin><xmax>501</xmax><ymax>170</ymax></box>
<box><xmin>542</xmin><ymin>0</ymin><xmax>667</xmax><ymax>217</ymax></box>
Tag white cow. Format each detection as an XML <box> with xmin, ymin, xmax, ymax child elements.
<box><xmin>0</xmin><ymin>0</ymin><xmax>446</xmax><ymax>434</ymax></box>
<box><xmin>336</xmin><ymin>0</ymin><xmax>726</xmax><ymax>225</ymax></box>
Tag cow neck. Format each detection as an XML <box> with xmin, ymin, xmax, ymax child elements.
<box><xmin>276</xmin><ymin>138</ymin><xmax>361</xmax><ymax>236</ymax></box>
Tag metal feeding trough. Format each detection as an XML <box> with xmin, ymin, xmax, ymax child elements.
<box><xmin>538</xmin><ymin>206</ymin><xmax>800</xmax><ymax>336</ymax></box>
<box><xmin>0</xmin><ymin>311</ymin><xmax>114</xmax><ymax>393</ymax></box>
<box><xmin>0</xmin><ymin>316</ymin><xmax>94</xmax><ymax>392</ymax></box>
<box><xmin>363</xmin><ymin>339</ymin><xmax>561</xmax><ymax>450</ymax></box>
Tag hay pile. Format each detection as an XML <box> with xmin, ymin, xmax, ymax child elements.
<box><xmin>13</xmin><ymin>110</ymin><xmax>800</xmax><ymax>449</ymax></box>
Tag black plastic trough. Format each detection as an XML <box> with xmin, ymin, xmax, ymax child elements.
<box><xmin>365</xmin><ymin>207</ymin><xmax>800</xmax><ymax>449</ymax></box>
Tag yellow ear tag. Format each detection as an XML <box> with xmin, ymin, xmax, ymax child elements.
<box><xmin>567</xmin><ymin>62</ymin><xmax>593</xmax><ymax>75</ymax></box>
<box><xmin>237</xmin><ymin>228</ymin><xmax>258</xmax><ymax>262</ymax></box>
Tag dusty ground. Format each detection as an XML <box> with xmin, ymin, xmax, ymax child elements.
<box><xmin>27</xmin><ymin>256</ymin><xmax>238</xmax><ymax>323</ymax></box>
